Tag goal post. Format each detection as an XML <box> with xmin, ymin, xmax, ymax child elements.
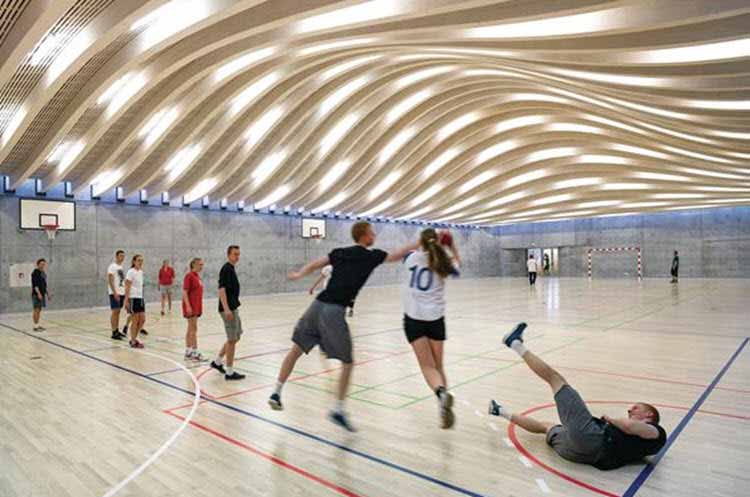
<box><xmin>587</xmin><ymin>246</ymin><xmax>642</xmax><ymax>280</ymax></box>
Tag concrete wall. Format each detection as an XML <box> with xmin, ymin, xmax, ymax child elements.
<box><xmin>492</xmin><ymin>207</ymin><xmax>750</xmax><ymax>279</ymax></box>
<box><xmin>0</xmin><ymin>195</ymin><xmax>502</xmax><ymax>314</ymax></box>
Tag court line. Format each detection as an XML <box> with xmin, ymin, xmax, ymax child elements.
<box><xmin>146</xmin><ymin>348</ymin><xmax>290</xmax><ymax>377</ymax></box>
<box><xmin>0</xmin><ymin>322</ymin><xmax>490</xmax><ymax>497</ymax></box>
<box><xmin>622</xmin><ymin>337</ymin><xmax>749</xmax><ymax>497</ymax></box>
<box><xmin>163</xmin><ymin>411</ymin><xmax>367</xmax><ymax>497</ymax></box>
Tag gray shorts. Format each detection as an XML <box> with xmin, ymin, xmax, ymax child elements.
<box><xmin>545</xmin><ymin>385</ymin><xmax>606</xmax><ymax>465</ymax></box>
<box><xmin>221</xmin><ymin>310</ymin><xmax>243</xmax><ymax>341</ymax></box>
<box><xmin>159</xmin><ymin>285</ymin><xmax>172</xmax><ymax>295</ymax></box>
<box><xmin>292</xmin><ymin>300</ymin><xmax>352</xmax><ymax>363</ymax></box>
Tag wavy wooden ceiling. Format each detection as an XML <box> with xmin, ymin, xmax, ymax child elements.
<box><xmin>0</xmin><ymin>0</ymin><xmax>749</xmax><ymax>225</ymax></box>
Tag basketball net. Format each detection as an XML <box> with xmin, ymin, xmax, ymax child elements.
<box><xmin>311</xmin><ymin>234</ymin><xmax>322</xmax><ymax>245</ymax></box>
<box><xmin>42</xmin><ymin>224</ymin><xmax>58</xmax><ymax>241</ymax></box>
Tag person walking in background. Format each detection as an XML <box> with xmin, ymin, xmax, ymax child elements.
<box><xmin>31</xmin><ymin>258</ymin><xmax>50</xmax><ymax>331</ymax></box>
<box><xmin>670</xmin><ymin>250</ymin><xmax>679</xmax><ymax>283</ymax></box>
<box><xmin>159</xmin><ymin>259</ymin><xmax>175</xmax><ymax>315</ymax></box>
<box><xmin>182</xmin><ymin>258</ymin><xmax>205</xmax><ymax>361</ymax></box>
<box><xmin>527</xmin><ymin>254</ymin><xmax>538</xmax><ymax>286</ymax></box>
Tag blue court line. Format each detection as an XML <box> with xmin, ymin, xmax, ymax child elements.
<box><xmin>0</xmin><ymin>322</ymin><xmax>490</xmax><ymax>497</ymax></box>
<box><xmin>622</xmin><ymin>336</ymin><xmax>749</xmax><ymax>497</ymax></box>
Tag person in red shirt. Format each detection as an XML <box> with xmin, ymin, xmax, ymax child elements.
<box><xmin>182</xmin><ymin>258</ymin><xmax>205</xmax><ymax>360</ymax></box>
<box><xmin>159</xmin><ymin>259</ymin><xmax>176</xmax><ymax>315</ymax></box>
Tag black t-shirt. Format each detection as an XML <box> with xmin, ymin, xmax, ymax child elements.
<box><xmin>218</xmin><ymin>262</ymin><xmax>240</xmax><ymax>312</ymax></box>
<box><xmin>671</xmin><ymin>256</ymin><xmax>679</xmax><ymax>271</ymax></box>
<box><xmin>317</xmin><ymin>245</ymin><xmax>388</xmax><ymax>306</ymax></box>
<box><xmin>31</xmin><ymin>269</ymin><xmax>47</xmax><ymax>297</ymax></box>
<box><xmin>595</xmin><ymin>420</ymin><xmax>667</xmax><ymax>470</ymax></box>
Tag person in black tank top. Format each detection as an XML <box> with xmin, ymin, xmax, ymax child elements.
<box><xmin>489</xmin><ymin>322</ymin><xmax>667</xmax><ymax>470</ymax></box>
<box><xmin>267</xmin><ymin>221</ymin><xmax>419</xmax><ymax>432</ymax></box>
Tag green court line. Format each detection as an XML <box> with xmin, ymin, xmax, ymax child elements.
<box><xmin>395</xmin><ymin>337</ymin><xmax>588</xmax><ymax>408</ymax></box>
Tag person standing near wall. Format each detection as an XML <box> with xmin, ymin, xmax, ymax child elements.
<box><xmin>670</xmin><ymin>250</ymin><xmax>679</xmax><ymax>283</ymax></box>
<box><xmin>124</xmin><ymin>254</ymin><xmax>147</xmax><ymax>349</ymax></box>
<box><xmin>108</xmin><ymin>250</ymin><xmax>128</xmax><ymax>340</ymax></box>
<box><xmin>182</xmin><ymin>258</ymin><xmax>204</xmax><ymax>361</ymax></box>
<box><xmin>210</xmin><ymin>246</ymin><xmax>246</xmax><ymax>381</ymax></box>
<box><xmin>527</xmin><ymin>254</ymin><xmax>538</xmax><ymax>286</ymax></box>
<box><xmin>159</xmin><ymin>259</ymin><xmax>175</xmax><ymax>315</ymax></box>
<box><xmin>31</xmin><ymin>258</ymin><xmax>49</xmax><ymax>331</ymax></box>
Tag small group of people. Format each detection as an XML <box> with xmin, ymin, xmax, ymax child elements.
<box><xmin>265</xmin><ymin>221</ymin><xmax>666</xmax><ymax>471</ymax></box>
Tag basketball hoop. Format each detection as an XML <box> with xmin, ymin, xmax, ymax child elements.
<box><xmin>42</xmin><ymin>224</ymin><xmax>58</xmax><ymax>241</ymax></box>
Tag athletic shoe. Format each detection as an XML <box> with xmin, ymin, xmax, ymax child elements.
<box><xmin>210</xmin><ymin>361</ymin><xmax>226</xmax><ymax>374</ymax></box>
<box><xmin>502</xmin><ymin>322</ymin><xmax>527</xmax><ymax>348</ymax></box>
<box><xmin>37</xmin><ymin>326</ymin><xmax>46</xmax><ymax>331</ymax></box>
<box><xmin>111</xmin><ymin>331</ymin><xmax>124</xmax><ymax>340</ymax></box>
<box><xmin>268</xmin><ymin>393</ymin><xmax>283</xmax><ymax>411</ymax></box>
<box><xmin>140</xmin><ymin>329</ymin><xmax>149</xmax><ymax>336</ymax></box>
<box><xmin>225</xmin><ymin>372</ymin><xmax>246</xmax><ymax>381</ymax></box>
<box><xmin>122</xmin><ymin>326</ymin><xmax>128</xmax><ymax>335</ymax></box>
<box><xmin>32</xmin><ymin>326</ymin><xmax>41</xmax><ymax>332</ymax></box>
<box><xmin>191</xmin><ymin>351</ymin><xmax>205</xmax><ymax>361</ymax></box>
<box><xmin>161</xmin><ymin>311</ymin><xmax>165</xmax><ymax>316</ymax></box>
<box><xmin>488</xmin><ymin>399</ymin><xmax>502</xmax><ymax>417</ymax></box>
<box><xmin>329</xmin><ymin>411</ymin><xmax>357</xmax><ymax>432</ymax></box>
<box><xmin>348</xmin><ymin>309</ymin><xmax>354</xmax><ymax>317</ymax></box>
<box><xmin>129</xmin><ymin>340</ymin><xmax>145</xmax><ymax>349</ymax></box>
<box><xmin>440</xmin><ymin>391</ymin><xmax>455</xmax><ymax>429</ymax></box>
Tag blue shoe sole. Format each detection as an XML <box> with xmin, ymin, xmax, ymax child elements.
<box><xmin>503</xmin><ymin>322</ymin><xmax>527</xmax><ymax>348</ymax></box>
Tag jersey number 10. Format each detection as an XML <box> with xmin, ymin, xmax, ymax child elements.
<box><xmin>408</xmin><ymin>265</ymin><xmax>433</xmax><ymax>291</ymax></box>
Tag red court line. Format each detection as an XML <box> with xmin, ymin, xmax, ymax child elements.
<box><xmin>508</xmin><ymin>401</ymin><xmax>749</xmax><ymax>497</ymax></box>
<box><xmin>167</xmin><ymin>349</ymin><xmax>413</xmax><ymax>412</ymax></box>
<box><xmin>164</xmin><ymin>411</ymin><xmax>366</xmax><ymax>497</ymax></box>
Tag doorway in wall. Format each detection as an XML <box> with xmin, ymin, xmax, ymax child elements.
<box><xmin>527</xmin><ymin>248</ymin><xmax>559</xmax><ymax>275</ymax></box>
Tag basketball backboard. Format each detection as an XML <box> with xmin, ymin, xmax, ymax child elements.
<box><xmin>302</xmin><ymin>218</ymin><xmax>326</xmax><ymax>238</ymax></box>
<box><xmin>19</xmin><ymin>198</ymin><xmax>76</xmax><ymax>230</ymax></box>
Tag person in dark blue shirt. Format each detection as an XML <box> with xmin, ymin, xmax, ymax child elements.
<box><xmin>31</xmin><ymin>258</ymin><xmax>50</xmax><ymax>331</ymax></box>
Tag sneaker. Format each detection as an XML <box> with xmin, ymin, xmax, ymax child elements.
<box><xmin>32</xmin><ymin>326</ymin><xmax>41</xmax><ymax>332</ymax></box>
<box><xmin>268</xmin><ymin>393</ymin><xmax>283</xmax><ymax>411</ymax></box>
<box><xmin>329</xmin><ymin>410</ymin><xmax>357</xmax><ymax>432</ymax></box>
<box><xmin>347</xmin><ymin>309</ymin><xmax>354</xmax><ymax>317</ymax></box>
<box><xmin>210</xmin><ymin>361</ymin><xmax>226</xmax><ymax>374</ymax></box>
<box><xmin>129</xmin><ymin>340</ymin><xmax>145</xmax><ymax>349</ymax></box>
<box><xmin>488</xmin><ymin>399</ymin><xmax>502</xmax><ymax>417</ymax></box>
<box><xmin>161</xmin><ymin>311</ymin><xmax>165</xmax><ymax>316</ymax></box>
<box><xmin>111</xmin><ymin>330</ymin><xmax>124</xmax><ymax>340</ymax></box>
<box><xmin>122</xmin><ymin>326</ymin><xmax>128</xmax><ymax>336</ymax></box>
<box><xmin>225</xmin><ymin>371</ymin><xmax>246</xmax><ymax>381</ymax></box>
<box><xmin>37</xmin><ymin>326</ymin><xmax>46</xmax><ymax>331</ymax></box>
<box><xmin>140</xmin><ymin>329</ymin><xmax>149</xmax><ymax>336</ymax></box>
<box><xmin>440</xmin><ymin>391</ymin><xmax>455</xmax><ymax>429</ymax></box>
<box><xmin>191</xmin><ymin>351</ymin><xmax>205</xmax><ymax>361</ymax></box>
<box><xmin>502</xmin><ymin>322</ymin><xmax>527</xmax><ymax>348</ymax></box>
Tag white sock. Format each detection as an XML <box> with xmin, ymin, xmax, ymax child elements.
<box><xmin>510</xmin><ymin>340</ymin><xmax>528</xmax><ymax>357</ymax></box>
<box><xmin>274</xmin><ymin>381</ymin><xmax>284</xmax><ymax>396</ymax></box>
<box><xmin>497</xmin><ymin>405</ymin><xmax>513</xmax><ymax>421</ymax></box>
<box><xmin>214</xmin><ymin>356</ymin><xmax>223</xmax><ymax>365</ymax></box>
<box><xmin>335</xmin><ymin>399</ymin><xmax>345</xmax><ymax>414</ymax></box>
<box><xmin>225</xmin><ymin>366</ymin><xmax>234</xmax><ymax>375</ymax></box>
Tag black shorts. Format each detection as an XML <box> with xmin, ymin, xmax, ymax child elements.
<box><xmin>403</xmin><ymin>314</ymin><xmax>446</xmax><ymax>343</ymax></box>
<box><xmin>109</xmin><ymin>294</ymin><xmax>124</xmax><ymax>309</ymax></box>
<box><xmin>128</xmin><ymin>298</ymin><xmax>145</xmax><ymax>314</ymax></box>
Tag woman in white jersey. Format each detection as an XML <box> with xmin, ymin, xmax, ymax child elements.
<box><xmin>402</xmin><ymin>228</ymin><xmax>460</xmax><ymax>429</ymax></box>
<box><xmin>124</xmin><ymin>254</ymin><xmax>146</xmax><ymax>349</ymax></box>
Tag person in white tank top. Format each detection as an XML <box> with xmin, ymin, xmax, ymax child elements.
<box><xmin>401</xmin><ymin>228</ymin><xmax>460</xmax><ymax>429</ymax></box>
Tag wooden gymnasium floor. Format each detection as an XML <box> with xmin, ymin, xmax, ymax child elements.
<box><xmin>1</xmin><ymin>277</ymin><xmax>748</xmax><ymax>497</ymax></box>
